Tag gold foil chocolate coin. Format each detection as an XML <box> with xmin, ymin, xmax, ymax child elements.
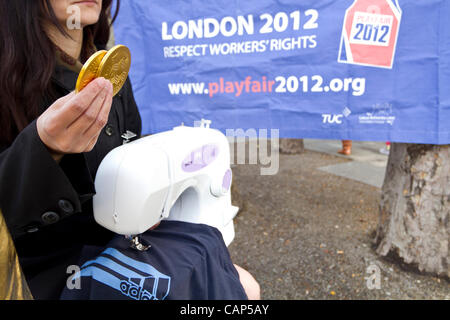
<box><xmin>96</xmin><ymin>45</ymin><xmax>131</xmax><ymax>96</ymax></box>
<box><xmin>75</xmin><ymin>50</ymin><xmax>107</xmax><ymax>93</ymax></box>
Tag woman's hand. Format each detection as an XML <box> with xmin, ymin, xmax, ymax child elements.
<box><xmin>37</xmin><ymin>77</ymin><xmax>114</xmax><ymax>162</ymax></box>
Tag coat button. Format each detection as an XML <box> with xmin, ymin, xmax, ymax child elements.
<box><xmin>58</xmin><ymin>199</ymin><xmax>74</xmax><ymax>214</ymax></box>
<box><xmin>41</xmin><ymin>211</ymin><xmax>60</xmax><ymax>224</ymax></box>
<box><xmin>105</xmin><ymin>124</ymin><xmax>114</xmax><ymax>136</ymax></box>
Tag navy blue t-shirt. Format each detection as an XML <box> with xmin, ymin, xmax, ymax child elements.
<box><xmin>60</xmin><ymin>221</ymin><xmax>247</xmax><ymax>300</ymax></box>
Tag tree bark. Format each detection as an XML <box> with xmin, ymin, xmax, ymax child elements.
<box><xmin>279</xmin><ymin>138</ymin><xmax>304</xmax><ymax>154</ymax></box>
<box><xmin>375</xmin><ymin>143</ymin><xmax>449</xmax><ymax>278</ymax></box>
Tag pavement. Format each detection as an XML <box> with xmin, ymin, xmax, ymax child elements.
<box><xmin>227</xmin><ymin>139</ymin><xmax>450</xmax><ymax>300</ymax></box>
<box><xmin>305</xmin><ymin>139</ymin><xmax>388</xmax><ymax>188</ymax></box>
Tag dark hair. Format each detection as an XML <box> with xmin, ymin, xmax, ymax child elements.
<box><xmin>0</xmin><ymin>0</ymin><xmax>120</xmax><ymax>145</ymax></box>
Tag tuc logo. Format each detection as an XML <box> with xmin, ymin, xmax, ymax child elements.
<box><xmin>322</xmin><ymin>114</ymin><xmax>343</xmax><ymax>124</ymax></box>
<box><xmin>338</xmin><ymin>0</ymin><xmax>402</xmax><ymax>69</ymax></box>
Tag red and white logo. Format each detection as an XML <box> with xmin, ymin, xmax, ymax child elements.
<box><xmin>338</xmin><ymin>0</ymin><xmax>402</xmax><ymax>69</ymax></box>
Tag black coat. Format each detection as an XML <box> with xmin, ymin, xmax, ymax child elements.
<box><xmin>0</xmin><ymin>63</ymin><xmax>142</xmax><ymax>299</ymax></box>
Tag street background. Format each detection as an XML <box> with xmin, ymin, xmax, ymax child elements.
<box><xmin>228</xmin><ymin>140</ymin><xmax>450</xmax><ymax>299</ymax></box>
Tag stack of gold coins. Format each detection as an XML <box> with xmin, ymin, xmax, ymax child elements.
<box><xmin>76</xmin><ymin>44</ymin><xmax>131</xmax><ymax>96</ymax></box>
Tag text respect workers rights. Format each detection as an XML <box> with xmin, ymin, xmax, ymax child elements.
<box><xmin>161</xmin><ymin>9</ymin><xmax>319</xmax><ymax>58</ymax></box>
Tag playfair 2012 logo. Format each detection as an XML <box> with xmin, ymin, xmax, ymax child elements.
<box><xmin>338</xmin><ymin>0</ymin><xmax>402</xmax><ymax>69</ymax></box>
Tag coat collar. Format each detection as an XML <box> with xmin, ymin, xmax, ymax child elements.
<box><xmin>52</xmin><ymin>65</ymin><xmax>78</xmax><ymax>94</ymax></box>
<box><xmin>51</xmin><ymin>44</ymin><xmax>98</xmax><ymax>93</ymax></box>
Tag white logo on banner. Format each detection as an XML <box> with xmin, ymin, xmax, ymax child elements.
<box><xmin>359</xmin><ymin>103</ymin><xmax>395</xmax><ymax>125</ymax></box>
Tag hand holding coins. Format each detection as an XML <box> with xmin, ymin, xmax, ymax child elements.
<box><xmin>37</xmin><ymin>45</ymin><xmax>131</xmax><ymax>161</ymax></box>
<box><xmin>76</xmin><ymin>45</ymin><xmax>131</xmax><ymax>96</ymax></box>
<box><xmin>37</xmin><ymin>77</ymin><xmax>114</xmax><ymax>161</ymax></box>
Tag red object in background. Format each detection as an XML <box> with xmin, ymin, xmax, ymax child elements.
<box><xmin>338</xmin><ymin>0</ymin><xmax>402</xmax><ymax>69</ymax></box>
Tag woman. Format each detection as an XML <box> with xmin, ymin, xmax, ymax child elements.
<box><xmin>0</xmin><ymin>0</ymin><xmax>142</xmax><ymax>299</ymax></box>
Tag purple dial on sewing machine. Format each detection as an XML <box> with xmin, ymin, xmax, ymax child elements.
<box><xmin>222</xmin><ymin>169</ymin><xmax>232</xmax><ymax>190</ymax></box>
<box><xmin>182</xmin><ymin>144</ymin><xmax>219</xmax><ymax>172</ymax></box>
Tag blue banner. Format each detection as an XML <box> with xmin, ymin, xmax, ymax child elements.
<box><xmin>113</xmin><ymin>0</ymin><xmax>450</xmax><ymax>144</ymax></box>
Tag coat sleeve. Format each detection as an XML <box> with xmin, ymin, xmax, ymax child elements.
<box><xmin>0</xmin><ymin>119</ymin><xmax>95</xmax><ymax>239</ymax></box>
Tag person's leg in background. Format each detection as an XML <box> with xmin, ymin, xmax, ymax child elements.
<box><xmin>380</xmin><ymin>141</ymin><xmax>390</xmax><ymax>155</ymax></box>
<box><xmin>338</xmin><ymin>140</ymin><xmax>352</xmax><ymax>155</ymax></box>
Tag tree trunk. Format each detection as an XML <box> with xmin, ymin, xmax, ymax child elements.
<box><xmin>279</xmin><ymin>138</ymin><xmax>304</xmax><ymax>154</ymax></box>
<box><xmin>375</xmin><ymin>143</ymin><xmax>449</xmax><ymax>278</ymax></box>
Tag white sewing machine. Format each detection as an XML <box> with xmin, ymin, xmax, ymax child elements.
<box><xmin>93</xmin><ymin>119</ymin><xmax>239</xmax><ymax>249</ymax></box>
